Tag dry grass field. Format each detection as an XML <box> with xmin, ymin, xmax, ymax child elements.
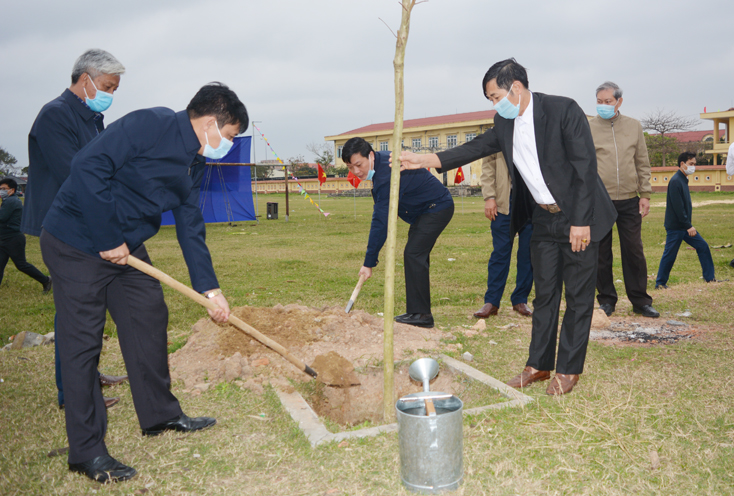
<box><xmin>1</xmin><ymin>191</ymin><xmax>733</xmax><ymax>495</ymax></box>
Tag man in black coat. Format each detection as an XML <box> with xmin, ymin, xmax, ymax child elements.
<box><xmin>399</xmin><ymin>58</ymin><xmax>616</xmax><ymax>395</ymax></box>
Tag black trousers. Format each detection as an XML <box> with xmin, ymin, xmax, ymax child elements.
<box><xmin>404</xmin><ymin>204</ymin><xmax>454</xmax><ymax>314</ymax></box>
<box><xmin>0</xmin><ymin>233</ymin><xmax>48</xmax><ymax>287</ymax></box>
<box><xmin>527</xmin><ymin>208</ymin><xmax>598</xmax><ymax>375</ymax></box>
<box><xmin>596</xmin><ymin>197</ymin><xmax>652</xmax><ymax>308</ymax></box>
<box><xmin>40</xmin><ymin>230</ymin><xmax>182</xmax><ymax>464</ymax></box>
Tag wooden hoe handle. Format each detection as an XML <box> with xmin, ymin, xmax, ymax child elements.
<box><xmin>126</xmin><ymin>255</ymin><xmax>317</xmax><ymax>378</ymax></box>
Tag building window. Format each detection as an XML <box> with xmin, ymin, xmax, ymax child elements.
<box><xmin>428</xmin><ymin>136</ymin><xmax>439</xmax><ymax>149</ymax></box>
<box><xmin>412</xmin><ymin>138</ymin><xmax>422</xmax><ymax>151</ymax></box>
<box><xmin>705</xmin><ymin>175</ymin><xmax>711</xmax><ymax>181</ymax></box>
<box><xmin>447</xmin><ymin>135</ymin><xmax>457</xmax><ymax>148</ymax></box>
<box><xmin>653</xmin><ymin>177</ymin><xmax>658</xmax><ymax>181</ymax></box>
<box><xmin>694</xmin><ymin>176</ymin><xmax>699</xmax><ymax>181</ymax></box>
<box><xmin>337</xmin><ymin>145</ymin><xmax>343</xmax><ymax>159</ymax></box>
<box><xmin>663</xmin><ymin>177</ymin><xmax>668</xmax><ymax>181</ymax></box>
<box><xmin>465</xmin><ymin>133</ymin><xmax>476</xmax><ymax>143</ymax></box>
<box><xmin>380</xmin><ymin>141</ymin><xmax>389</xmax><ymax>151</ymax></box>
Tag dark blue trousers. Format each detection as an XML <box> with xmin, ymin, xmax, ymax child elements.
<box><xmin>484</xmin><ymin>212</ymin><xmax>533</xmax><ymax>307</ymax></box>
<box><xmin>656</xmin><ymin>229</ymin><xmax>715</xmax><ymax>286</ymax></box>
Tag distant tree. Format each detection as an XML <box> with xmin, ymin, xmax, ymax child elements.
<box><xmin>288</xmin><ymin>155</ymin><xmax>315</xmax><ymax>177</ymax></box>
<box><xmin>0</xmin><ymin>146</ymin><xmax>19</xmax><ymax>177</ymax></box>
<box><xmin>306</xmin><ymin>142</ymin><xmax>334</xmax><ymax>174</ymax></box>
<box><xmin>641</xmin><ymin>109</ymin><xmax>698</xmax><ymax>167</ymax></box>
<box><xmin>250</xmin><ymin>164</ymin><xmax>271</xmax><ymax>180</ymax></box>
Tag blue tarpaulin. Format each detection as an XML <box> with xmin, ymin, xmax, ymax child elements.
<box><xmin>161</xmin><ymin>136</ymin><xmax>255</xmax><ymax>225</ymax></box>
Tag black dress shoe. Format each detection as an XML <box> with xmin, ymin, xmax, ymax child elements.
<box><xmin>142</xmin><ymin>413</ymin><xmax>216</xmax><ymax>436</ymax></box>
<box><xmin>42</xmin><ymin>276</ymin><xmax>53</xmax><ymax>294</ymax></box>
<box><xmin>69</xmin><ymin>454</ymin><xmax>137</xmax><ymax>483</ymax></box>
<box><xmin>633</xmin><ymin>304</ymin><xmax>660</xmax><ymax>318</ymax></box>
<box><xmin>655</xmin><ymin>284</ymin><xmax>668</xmax><ymax>289</ymax></box>
<box><xmin>394</xmin><ymin>313</ymin><xmax>434</xmax><ymax>328</ymax></box>
<box><xmin>599</xmin><ymin>303</ymin><xmax>615</xmax><ymax>316</ymax></box>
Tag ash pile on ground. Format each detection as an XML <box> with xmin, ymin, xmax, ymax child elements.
<box><xmin>590</xmin><ymin>319</ymin><xmax>695</xmax><ymax>345</ymax></box>
<box><xmin>169</xmin><ymin>304</ymin><xmax>445</xmax><ymax>396</ymax></box>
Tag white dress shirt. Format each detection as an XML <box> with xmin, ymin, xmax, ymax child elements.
<box><xmin>512</xmin><ymin>93</ymin><xmax>557</xmax><ymax>205</ymax></box>
<box><xmin>727</xmin><ymin>141</ymin><xmax>734</xmax><ymax>177</ymax></box>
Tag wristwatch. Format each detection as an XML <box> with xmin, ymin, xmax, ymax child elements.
<box><xmin>203</xmin><ymin>288</ymin><xmax>223</xmax><ymax>299</ymax></box>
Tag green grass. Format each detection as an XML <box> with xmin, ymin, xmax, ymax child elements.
<box><xmin>1</xmin><ymin>191</ymin><xmax>733</xmax><ymax>494</ymax></box>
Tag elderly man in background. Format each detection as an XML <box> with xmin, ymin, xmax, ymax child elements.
<box><xmin>589</xmin><ymin>81</ymin><xmax>659</xmax><ymax>318</ymax></box>
<box><xmin>474</xmin><ymin>152</ymin><xmax>533</xmax><ymax>318</ymax></box>
<box><xmin>25</xmin><ymin>48</ymin><xmax>128</xmax><ymax>410</ymax></box>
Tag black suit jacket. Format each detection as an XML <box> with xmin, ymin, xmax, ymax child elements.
<box><xmin>437</xmin><ymin>92</ymin><xmax>616</xmax><ymax>241</ymax></box>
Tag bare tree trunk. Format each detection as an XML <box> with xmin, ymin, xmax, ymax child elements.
<box><xmin>383</xmin><ymin>0</ymin><xmax>419</xmax><ymax>422</ymax></box>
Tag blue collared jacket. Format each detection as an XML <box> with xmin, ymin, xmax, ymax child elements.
<box><xmin>364</xmin><ymin>151</ymin><xmax>453</xmax><ymax>267</ymax></box>
<box><xmin>43</xmin><ymin>108</ymin><xmax>219</xmax><ymax>292</ymax></box>
<box><xmin>24</xmin><ymin>89</ymin><xmax>104</xmax><ymax>237</ymax></box>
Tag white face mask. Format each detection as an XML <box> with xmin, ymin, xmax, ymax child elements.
<box><xmin>0</xmin><ymin>189</ymin><xmax>9</xmax><ymax>199</ymax></box>
<box><xmin>685</xmin><ymin>165</ymin><xmax>696</xmax><ymax>175</ymax></box>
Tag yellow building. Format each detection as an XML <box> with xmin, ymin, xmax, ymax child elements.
<box><xmin>650</xmin><ymin>165</ymin><xmax>734</xmax><ymax>192</ymax></box>
<box><xmin>324</xmin><ymin>110</ymin><xmax>497</xmax><ymax>186</ymax></box>
<box><xmin>699</xmin><ymin>108</ymin><xmax>733</xmax><ymax>165</ymax></box>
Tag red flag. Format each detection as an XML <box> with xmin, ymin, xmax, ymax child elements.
<box><xmin>454</xmin><ymin>167</ymin><xmax>465</xmax><ymax>184</ymax></box>
<box><xmin>317</xmin><ymin>164</ymin><xmax>326</xmax><ymax>185</ymax></box>
<box><xmin>347</xmin><ymin>171</ymin><xmax>361</xmax><ymax>189</ymax></box>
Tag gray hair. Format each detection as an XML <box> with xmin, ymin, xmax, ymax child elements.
<box><xmin>596</xmin><ymin>81</ymin><xmax>622</xmax><ymax>100</ymax></box>
<box><xmin>71</xmin><ymin>49</ymin><xmax>125</xmax><ymax>84</ymax></box>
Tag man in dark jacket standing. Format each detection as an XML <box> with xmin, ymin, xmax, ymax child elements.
<box><xmin>400</xmin><ymin>58</ymin><xmax>616</xmax><ymax>395</ymax></box>
<box><xmin>0</xmin><ymin>178</ymin><xmax>51</xmax><ymax>290</ymax></box>
<box><xmin>40</xmin><ymin>82</ymin><xmax>246</xmax><ymax>484</ymax></box>
<box><xmin>655</xmin><ymin>152</ymin><xmax>717</xmax><ymax>288</ymax></box>
<box><xmin>344</xmin><ymin>137</ymin><xmax>454</xmax><ymax>328</ymax></box>
<box><xmin>25</xmin><ymin>48</ymin><xmax>128</xmax><ymax>409</ymax></box>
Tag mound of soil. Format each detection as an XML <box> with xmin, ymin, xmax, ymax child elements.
<box><xmin>169</xmin><ymin>304</ymin><xmax>447</xmax><ymax>394</ymax></box>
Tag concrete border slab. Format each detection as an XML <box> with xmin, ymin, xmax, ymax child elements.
<box><xmin>276</xmin><ymin>355</ymin><xmax>534</xmax><ymax>448</ymax></box>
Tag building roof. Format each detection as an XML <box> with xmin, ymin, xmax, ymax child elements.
<box><xmin>335</xmin><ymin>110</ymin><xmax>497</xmax><ymax>136</ymax></box>
<box><xmin>655</xmin><ymin>129</ymin><xmax>727</xmax><ymax>142</ymax></box>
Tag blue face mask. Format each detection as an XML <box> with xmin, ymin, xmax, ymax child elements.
<box><xmin>494</xmin><ymin>85</ymin><xmax>521</xmax><ymax>120</ymax></box>
<box><xmin>203</xmin><ymin>121</ymin><xmax>234</xmax><ymax>160</ymax></box>
<box><xmin>366</xmin><ymin>168</ymin><xmax>375</xmax><ymax>181</ymax></box>
<box><xmin>84</xmin><ymin>77</ymin><xmax>114</xmax><ymax>113</ymax></box>
<box><xmin>597</xmin><ymin>104</ymin><xmax>616</xmax><ymax>120</ymax></box>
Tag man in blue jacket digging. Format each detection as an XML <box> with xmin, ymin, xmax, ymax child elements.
<box><xmin>41</xmin><ymin>82</ymin><xmax>246</xmax><ymax>483</ymax></box>
<box><xmin>344</xmin><ymin>137</ymin><xmax>454</xmax><ymax>328</ymax></box>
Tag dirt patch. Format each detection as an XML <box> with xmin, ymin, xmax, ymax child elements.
<box><xmin>169</xmin><ymin>304</ymin><xmax>448</xmax><ymax>394</ymax></box>
<box><xmin>590</xmin><ymin>317</ymin><xmax>698</xmax><ymax>346</ymax></box>
<box><xmin>299</xmin><ymin>363</ymin><xmax>504</xmax><ymax>429</ymax></box>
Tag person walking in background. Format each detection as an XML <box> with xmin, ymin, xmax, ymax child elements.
<box><xmin>0</xmin><ymin>178</ymin><xmax>52</xmax><ymax>291</ymax></box>
<box><xmin>25</xmin><ymin>48</ymin><xmax>128</xmax><ymax>410</ymax></box>
<box><xmin>656</xmin><ymin>152</ymin><xmax>721</xmax><ymax>288</ymax></box>
<box><xmin>473</xmin><ymin>152</ymin><xmax>533</xmax><ymax>319</ymax></box>
<box><xmin>589</xmin><ymin>81</ymin><xmax>659</xmax><ymax>318</ymax></box>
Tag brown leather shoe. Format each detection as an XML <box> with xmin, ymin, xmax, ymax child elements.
<box><xmin>99</xmin><ymin>374</ymin><xmax>129</xmax><ymax>387</ymax></box>
<box><xmin>546</xmin><ymin>374</ymin><xmax>580</xmax><ymax>395</ymax></box>
<box><xmin>473</xmin><ymin>303</ymin><xmax>499</xmax><ymax>318</ymax></box>
<box><xmin>512</xmin><ymin>303</ymin><xmax>533</xmax><ymax>316</ymax></box>
<box><xmin>506</xmin><ymin>366</ymin><xmax>551</xmax><ymax>388</ymax></box>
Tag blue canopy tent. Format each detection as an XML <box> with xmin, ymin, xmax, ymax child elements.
<box><xmin>161</xmin><ymin>136</ymin><xmax>256</xmax><ymax>225</ymax></box>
